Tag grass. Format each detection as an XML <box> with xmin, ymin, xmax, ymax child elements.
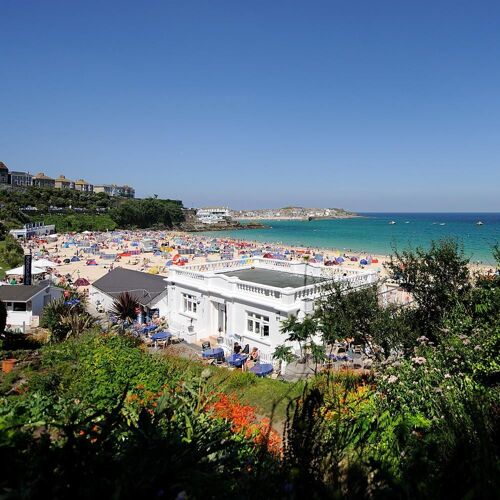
<box><xmin>158</xmin><ymin>352</ymin><xmax>305</xmax><ymax>423</ymax></box>
<box><xmin>1</xmin><ymin>333</ymin><xmax>307</xmax><ymax>430</ymax></box>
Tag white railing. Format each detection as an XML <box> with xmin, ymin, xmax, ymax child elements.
<box><xmin>182</xmin><ymin>258</ymin><xmax>255</xmax><ymax>273</ymax></box>
<box><xmin>172</xmin><ymin>257</ymin><xmax>378</xmax><ymax>305</ymax></box>
<box><xmin>236</xmin><ymin>282</ymin><xmax>283</xmax><ymax>299</ymax></box>
<box><xmin>293</xmin><ymin>272</ymin><xmax>377</xmax><ymax>301</ymax></box>
<box><xmin>171</xmin><ymin>268</ymin><xmax>206</xmax><ymax>281</ymax></box>
<box><xmin>256</xmin><ymin>259</ymin><xmax>293</xmax><ymax>270</ymax></box>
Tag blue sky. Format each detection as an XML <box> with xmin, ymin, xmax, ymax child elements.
<box><xmin>1</xmin><ymin>0</ymin><xmax>499</xmax><ymax>211</ymax></box>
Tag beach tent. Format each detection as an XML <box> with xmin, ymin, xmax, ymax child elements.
<box><xmin>371</xmin><ymin>258</ymin><xmax>379</xmax><ymax>264</ymax></box>
<box><xmin>360</xmin><ymin>259</ymin><xmax>368</xmax><ymax>265</ymax></box>
<box><xmin>70</xmin><ymin>256</ymin><xmax>80</xmax><ymax>262</ymax></box>
<box><xmin>86</xmin><ymin>259</ymin><xmax>98</xmax><ymax>266</ymax></box>
<box><xmin>336</xmin><ymin>257</ymin><xmax>345</xmax><ymax>263</ymax></box>
<box><xmin>148</xmin><ymin>267</ymin><xmax>159</xmax><ymax>275</ymax></box>
<box><xmin>34</xmin><ymin>258</ymin><xmax>58</xmax><ymax>269</ymax></box>
<box><xmin>350</xmin><ymin>257</ymin><xmax>358</xmax><ymax>262</ymax></box>
<box><xmin>165</xmin><ymin>260</ymin><xmax>173</xmax><ymax>266</ymax></box>
<box><xmin>6</xmin><ymin>265</ymin><xmax>45</xmax><ymax>276</ymax></box>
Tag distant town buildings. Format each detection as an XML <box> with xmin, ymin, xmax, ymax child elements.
<box><xmin>0</xmin><ymin>162</ymin><xmax>134</xmax><ymax>198</ymax></box>
<box><xmin>231</xmin><ymin>206</ymin><xmax>355</xmax><ymax>220</ymax></box>
<box><xmin>196</xmin><ymin>206</ymin><xmax>232</xmax><ymax>224</ymax></box>
<box><xmin>94</xmin><ymin>184</ymin><xmax>135</xmax><ymax>198</ymax></box>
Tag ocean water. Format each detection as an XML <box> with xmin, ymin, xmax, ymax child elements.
<box><xmin>202</xmin><ymin>213</ymin><xmax>500</xmax><ymax>264</ymax></box>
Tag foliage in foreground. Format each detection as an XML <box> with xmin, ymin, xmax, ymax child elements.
<box><xmin>0</xmin><ymin>240</ymin><xmax>498</xmax><ymax>498</ymax></box>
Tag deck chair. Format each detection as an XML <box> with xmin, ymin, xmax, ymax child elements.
<box><xmin>242</xmin><ymin>344</ymin><xmax>250</xmax><ymax>354</ymax></box>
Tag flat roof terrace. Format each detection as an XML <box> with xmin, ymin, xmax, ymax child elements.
<box><xmin>221</xmin><ymin>268</ymin><xmax>328</xmax><ymax>289</ymax></box>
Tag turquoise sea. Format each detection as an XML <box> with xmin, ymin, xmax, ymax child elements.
<box><xmin>203</xmin><ymin>213</ymin><xmax>500</xmax><ymax>264</ymax></box>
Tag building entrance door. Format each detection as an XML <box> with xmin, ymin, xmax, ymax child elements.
<box><xmin>217</xmin><ymin>303</ymin><xmax>226</xmax><ymax>334</ymax></box>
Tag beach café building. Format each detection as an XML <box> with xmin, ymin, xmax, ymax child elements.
<box><xmin>89</xmin><ymin>268</ymin><xmax>169</xmax><ymax>319</ymax></box>
<box><xmin>166</xmin><ymin>258</ymin><xmax>378</xmax><ymax>361</ymax></box>
<box><xmin>0</xmin><ymin>285</ymin><xmax>63</xmax><ymax>330</ymax></box>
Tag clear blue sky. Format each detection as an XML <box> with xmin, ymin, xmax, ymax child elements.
<box><xmin>1</xmin><ymin>0</ymin><xmax>499</xmax><ymax>211</ymax></box>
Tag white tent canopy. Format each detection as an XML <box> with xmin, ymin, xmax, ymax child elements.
<box><xmin>33</xmin><ymin>258</ymin><xmax>58</xmax><ymax>269</ymax></box>
<box><xmin>6</xmin><ymin>265</ymin><xmax>46</xmax><ymax>276</ymax></box>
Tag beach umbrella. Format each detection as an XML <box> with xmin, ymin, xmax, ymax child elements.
<box><xmin>371</xmin><ymin>258</ymin><xmax>379</xmax><ymax>264</ymax></box>
<box><xmin>336</xmin><ymin>256</ymin><xmax>345</xmax><ymax>263</ymax></box>
<box><xmin>148</xmin><ymin>267</ymin><xmax>159</xmax><ymax>274</ymax></box>
<box><xmin>350</xmin><ymin>257</ymin><xmax>358</xmax><ymax>261</ymax></box>
<box><xmin>165</xmin><ymin>260</ymin><xmax>173</xmax><ymax>266</ymax></box>
<box><xmin>74</xmin><ymin>277</ymin><xmax>90</xmax><ymax>287</ymax></box>
<box><xmin>360</xmin><ymin>259</ymin><xmax>368</xmax><ymax>265</ymax></box>
<box><xmin>86</xmin><ymin>259</ymin><xmax>98</xmax><ymax>266</ymax></box>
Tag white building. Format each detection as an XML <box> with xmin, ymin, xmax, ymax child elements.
<box><xmin>9</xmin><ymin>222</ymin><xmax>56</xmax><ymax>240</ymax></box>
<box><xmin>196</xmin><ymin>206</ymin><xmax>231</xmax><ymax>224</ymax></box>
<box><xmin>166</xmin><ymin>258</ymin><xmax>378</xmax><ymax>361</ymax></box>
<box><xmin>0</xmin><ymin>285</ymin><xmax>63</xmax><ymax>330</ymax></box>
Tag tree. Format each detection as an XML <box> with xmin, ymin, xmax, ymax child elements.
<box><xmin>0</xmin><ymin>235</ymin><xmax>24</xmax><ymax>269</ymax></box>
<box><xmin>280</xmin><ymin>315</ymin><xmax>318</xmax><ymax>363</ymax></box>
<box><xmin>385</xmin><ymin>239</ymin><xmax>471</xmax><ymax>343</ymax></box>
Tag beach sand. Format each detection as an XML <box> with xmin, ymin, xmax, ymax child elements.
<box><xmin>14</xmin><ymin>229</ymin><xmax>494</xmax><ymax>288</ymax></box>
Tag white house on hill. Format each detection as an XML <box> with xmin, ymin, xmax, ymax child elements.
<box><xmin>166</xmin><ymin>258</ymin><xmax>378</xmax><ymax>361</ymax></box>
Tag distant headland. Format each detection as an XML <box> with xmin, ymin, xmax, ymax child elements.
<box><xmin>232</xmin><ymin>206</ymin><xmax>360</xmax><ymax>221</ymax></box>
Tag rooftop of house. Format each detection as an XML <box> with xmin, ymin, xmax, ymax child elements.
<box><xmin>55</xmin><ymin>175</ymin><xmax>72</xmax><ymax>182</ymax></box>
<box><xmin>34</xmin><ymin>172</ymin><xmax>54</xmax><ymax>180</ymax></box>
<box><xmin>92</xmin><ymin>267</ymin><xmax>168</xmax><ymax>306</ymax></box>
<box><xmin>0</xmin><ymin>285</ymin><xmax>48</xmax><ymax>302</ymax></box>
<box><xmin>221</xmin><ymin>268</ymin><xmax>327</xmax><ymax>289</ymax></box>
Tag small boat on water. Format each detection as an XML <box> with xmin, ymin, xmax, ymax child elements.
<box><xmin>389</xmin><ymin>221</ymin><xmax>396</xmax><ymax>225</ymax></box>
<box><xmin>476</xmin><ymin>221</ymin><xmax>484</xmax><ymax>225</ymax></box>
<box><xmin>405</xmin><ymin>221</ymin><xmax>410</xmax><ymax>224</ymax></box>
<box><xmin>440</xmin><ymin>223</ymin><xmax>446</xmax><ymax>226</ymax></box>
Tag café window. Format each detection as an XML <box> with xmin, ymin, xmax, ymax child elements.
<box><xmin>247</xmin><ymin>312</ymin><xmax>270</xmax><ymax>337</ymax></box>
<box><xmin>182</xmin><ymin>294</ymin><xmax>197</xmax><ymax>314</ymax></box>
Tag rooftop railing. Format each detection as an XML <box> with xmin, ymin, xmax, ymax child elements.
<box><xmin>170</xmin><ymin>257</ymin><xmax>378</xmax><ymax>306</ymax></box>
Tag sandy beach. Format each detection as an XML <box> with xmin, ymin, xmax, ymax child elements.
<box><xmin>5</xmin><ymin>229</ymin><xmax>493</xmax><ymax>289</ymax></box>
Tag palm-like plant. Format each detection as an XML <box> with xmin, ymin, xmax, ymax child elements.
<box><xmin>60</xmin><ymin>311</ymin><xmax>95</xmax><ymax>339</ymax></box>
<box><xmin>111</xmin><ymin>292</ymin><xmax>139</xmax><ymax>323</ymax></box>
